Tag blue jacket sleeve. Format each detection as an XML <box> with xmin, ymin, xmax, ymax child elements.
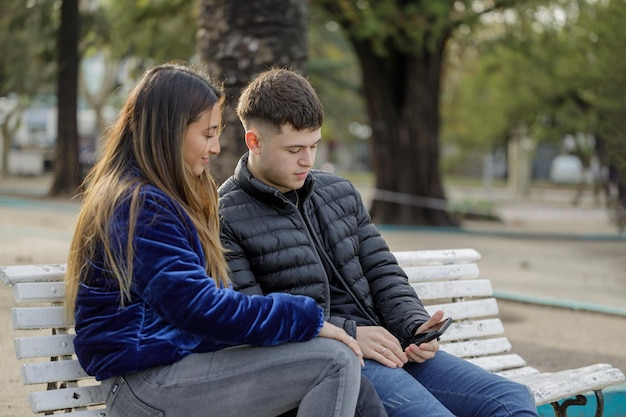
<box><xmin>124</xmin><ymin>189</ymin><xmax>323</xmax><ymax>347</ymax></box>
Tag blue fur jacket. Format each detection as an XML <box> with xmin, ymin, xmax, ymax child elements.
<box><xmin>73</xmin><ymin>184</ymin><xmax>323</xmax><ymax>381</ymax></box>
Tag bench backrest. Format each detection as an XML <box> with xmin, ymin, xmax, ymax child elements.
<box><xmin>394</xmin><ymin>249</ymin><xmax>530</xmax><ymax>373</ymax></box>
<box><xmin>1</xmin><ymin>263</ymin><xmax>107</xmax><ymax>417</ymax></box>
<box><xmin>0</xmin><ymin>248</ymin><xmax>526</xmax><ymax>415</ymax></box>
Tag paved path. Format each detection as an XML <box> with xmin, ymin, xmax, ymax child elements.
<box><xmin>1</xmin><ymin>174</ymin><xmax>625</xmax><ymax>416</ymax></box>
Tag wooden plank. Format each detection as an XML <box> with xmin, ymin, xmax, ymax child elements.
<box><xmin>440</xmin><ymin>318</ymin><xmax>505</xmax><ymax>342</ymax></box>
<box><xmin>14</xmin><ymin>333</ymin><xmax>76</xmax><ymax>359</ymax></box>
<box><xmin>12</xmin><ymin>306</ymin><xmax>72</xmax><ymax>330</ymax></box>
<box><xmin>28</xmin><ymin>385</ymin><xmax>106</xmax><ymax>414</ymax></box>
<box><xmin>403</xmin><ymin>263</ymin><xmax>480</xmax><ymax>283</ymax></box>
<box><xmin>441</xmin><ymin>337</ymin><xmax>512</xmax><ymax>358</ymax></box>
<box><xmin>510</xmin><ymin>363</ymin><xmax>616</xmax><ymax>386</ymax></box>
<box><xmin>13</xmin><ymin>281</ymin><xmax>65</xmax><ymax>304</ymax></box>
<box><xmin>1</xmin><ymin>264</ymin><xmax>67</xmax><ymax>285</ymax></box>
<box><xmin>393</xmin><ymin>249</ymin><xmax>481</xmax><ymax>266</ymax></box>
<box><xmin>496</xmin><ymin>366</ymin><xmax>540</xmax><ymax>379</ymax></box>
<box><xmin>424</xmin><ymin>298</ymin><xmax>499</xmax><ymax>320</ymax></box>
<box><xmin>465</xmin><ymin>353</ymin><xmax>528</xmax><ymax>372</ymax></box>
<box><xmin>525</xmin><ymin>367</ymin><xmax>626</xmax><ymax>406</ymax></box>
<box><xmin>21</xmin><ymin>359</ymin><xmax>90</xmax><ymax>385</ymax></box>
<box><xmin>48</xmin><ymin>409</ymin><xmax>107</xmax><ymax>417</ymax></box>
<box><xmin>411</xmin><ymin>279</ymin><xmax>492</xmax><ymax>301</ymax></box>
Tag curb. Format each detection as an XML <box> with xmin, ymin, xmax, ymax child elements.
<box><xmin>493</xmin><ymin>290</ymin><xmax>626</xmax><ymax>317</ymax></box>
<box><xmin>377</xmin><ymin>224</ymin><xmax>626</xmax><ymax>242</ymax></box>
<box><xmin>0</xmin><ymin>195</ymin><xmax>79</xmax><ymax>213</ymax></box>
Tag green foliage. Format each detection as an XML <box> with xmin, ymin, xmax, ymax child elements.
<box><xmin>317</xmin><ymin>0</ymin><xmax>456</xmax><ymax>56</ymax></box>
<box><xmin>442</xmin><ymin>0</ymin><xmax>626</xmax><ymax>168</ymax></box>
<box><xmin>308</xmin><ymin>7</ymin><xmax>367</xmax><ymax>148</ymax></box>
<box><xmin>0</xmin><ymin>0</ymin><xmax>59</xmax><ymax>96</ymax></box>
<box><xmin>105</xmin><ymin>0</ymin><xmax>197</xmax><ymax>71</ymax></box>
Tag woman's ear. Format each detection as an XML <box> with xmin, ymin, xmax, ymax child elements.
<box><xmin>245</xmin><ymin>129</ymin><xmax>262</xmax><ymax>154</ymax></box>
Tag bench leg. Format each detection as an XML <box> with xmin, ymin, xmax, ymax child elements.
<box><xmin>550</xmin><ymin>390</ymin><xmax>604</xmax><ymax>417</ymax></box>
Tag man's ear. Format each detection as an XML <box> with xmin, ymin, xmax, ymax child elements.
<box><xmin>245</xmin><ymin>129</ymin><xmax>262</xmax><ymax>154</ymax></box>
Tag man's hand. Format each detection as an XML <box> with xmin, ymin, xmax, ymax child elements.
<box><xmin>404</xmin><ymin>310</ymin><xmax>444</xmax><ymax>363</ymax></box>
<box><xmin>356</xmin><ymin>326</ymin><xmax>407</xmax><ymax>368</ymax></box>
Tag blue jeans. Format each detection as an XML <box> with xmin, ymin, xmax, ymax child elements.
<box><xmin>362</xmin><ymin>351</ymin><xmax>538</xmax><ymax>417</ymax></box>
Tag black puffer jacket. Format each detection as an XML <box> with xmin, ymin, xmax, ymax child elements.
<box><xmin>218</xmin><ymin>153</ymin><xmax>431</xmax><ymax>343</ymax></box>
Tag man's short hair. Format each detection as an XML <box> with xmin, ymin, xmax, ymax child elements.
<box><xmin>236</xmin><ymin>68</ymin><xmax>324</xmax><ymax>134</ymax></box>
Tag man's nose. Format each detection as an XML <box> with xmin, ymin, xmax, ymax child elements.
<box><xmin>300</xmin><ymin>149</ymin><xmax>314</xmax><ymax>166</ymax></box>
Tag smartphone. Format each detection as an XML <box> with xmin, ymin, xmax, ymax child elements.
<box><xmin>401</xmin><ymin>317</ymin><xmax>453</xmax><ymax>349</ymax></box>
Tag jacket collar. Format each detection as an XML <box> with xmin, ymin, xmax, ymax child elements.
<box><xmin>234</xmin><ymin>152</ymin><xmax>315</xmax><ymax>211</ymax></box>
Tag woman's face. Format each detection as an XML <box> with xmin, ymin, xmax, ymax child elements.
<box><xmin>183</xmin><ymin>107</ymin><xmax>221</xmax><ymax>177</ymax></box>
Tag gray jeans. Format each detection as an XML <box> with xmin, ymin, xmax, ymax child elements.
<box><xmin>101</xmin><ymin>338</ymin><xmax>361</xmax><ymax>417</ymax></box>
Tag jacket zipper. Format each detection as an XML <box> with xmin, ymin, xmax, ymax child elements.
<box><xmin>293</xmin><ymin>195</ymin><xmax>381</xmax><ymax>326</ymax></box>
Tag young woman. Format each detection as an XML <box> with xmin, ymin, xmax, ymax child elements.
<box><xmin>65</xmin><ymin>63</ymin><xmax>366</xmax><ymax>417</ymax></box>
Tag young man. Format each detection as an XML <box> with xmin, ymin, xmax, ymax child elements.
<box><xmin>219</xmin><ymin>68</ymin><xmax>538</xmax><ymax>417</ymax></box>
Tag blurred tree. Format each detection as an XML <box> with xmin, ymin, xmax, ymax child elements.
<box><xmin>105</xmin><ymin>0</ymin><xmax>197</xmax><ymax>73</ymax></box>
<box><xmin>578</xmin><ymin>0</ymin><xmax>626</xmax><ymax>179</ymax></box>
<box><xmin>0</xmin><ymin>0</ymin><xmax>57</xmax><ymax>96</ymax></box>
<box><xmin>49</xmin><ymin>0</ymin><xmax>81</xmax><ymax>197</ymax></box>
<box><xmin>442</xmin><ymin>0</ymin><xmax>626</xmax><ymax>184</ymax></box>
<box><xmin>313</xmin><ymin>1</ymin><xmax>535</xmax><ymax>225</ymax></box>
<box><xmin>307</xmin><ymin>8</ymin><xmax>368</xmax><ymax>170</ymax></box>
<box><xmin>81</xmin><ymin>0</ymin><xmax>197</xmax><ymax>173</ymax></box>
<box><xmin>197</xmin><ymin>0</ymin><xmax>308</xmax><ymax>184</ymax></box>
<box><xmin>0</xmin><ymin>0</ymin><xmax>57</xmax><ymax>177</ymax></box>
<box><xmin>53</xmin><ymin>0</ymin><xmax>197</xmax><ymax>193</ymax></box>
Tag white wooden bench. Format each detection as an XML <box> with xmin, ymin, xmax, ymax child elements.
<box><xmin>2</xmin><ymin>248</ymin><xmax>625</xmax><ymax>416</ymax></box>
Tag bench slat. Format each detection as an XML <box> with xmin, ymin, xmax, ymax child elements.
<box><xmin>441</xmin><ymin>337</ymin><xmax>512</xmax><ymax>358</ymax></box>
<box><xmin>1</xmin><ymin>264</ymin><xmax>67</xmax><ymax>285</ymax></box>
<box><xmin>523</xmin><ymin>366</ymin><xmax>626</xmax><ymax>406</ymax></box>
<box><xmin>15</xmin><ymin>333</ymin><xmax>76</xmax><ymax>359</ymax></box>
<box><xmin>13</xmin><ymin>281</ymin><xmax>65</xmax><ymax>303</ymax></box>
<box><xmin>12</xmin><ymin>306</ymin><xmax>71</xmax><ymax>330</ymax></box>
<box><xmin>411</xmin><ymin>279</ymin><xmax>492</xmax><ymax>301</ymax></box>
<box><xmin>510</xmin><ymin>363</ymin><xmax>615</xmax><ymax>385</ymax></box>
<box><xmin>440</xmin><ymin>318</ymin><xmax>505</xmax><ymax>342</ymax></box>
<box><xmin>46</xmin><ymin>410</ymin><xmax>107</xmax><ymax>417</ymax></box>
<box><xmin>496</xmin><ymin>366</ymin><xmax>540</xmax><ymax>379</ymax></box>
<box><xmin>403</xmin><ymin>263</ymin><xmax>480</xmax><ymax>282</ymax></box>
<box><xmin>424</xmin><ymin>298</ymin><xmax>499</xmax><ymax>320</ymax></box>
<box><xmin>21</xmin><ymin>359</ymin><xmax>90</xmax><ymax>385</ymax></box>
<box><xmin>465</xmin><ymin>353</ymin><xmax>528</xmax><ymax>372</ymax></box>
<box><xmin>393</xmin><ymin>249</ymin><xmax>481</xmax><ymax>266</ymax></box>
<box><xmin>28</xmin><ymin>385</ymin><xmax>106</xmax><ymax>413</ymax></box>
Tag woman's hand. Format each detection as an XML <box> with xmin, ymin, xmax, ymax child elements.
<box><xmin>356</xmin><ymin>326</ymin><xmax>407</xmax><ymax>368</ymax></box>
<box><xmin>318</xmin><ymin>321</ymin><xmax>364</xmax><ymax>366</ymax></box>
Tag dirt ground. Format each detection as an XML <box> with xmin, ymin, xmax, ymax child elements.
<box><xmin>1</xmin><ymin>175</ymin><xmax>625</xmax><ymax>416</ymax></box>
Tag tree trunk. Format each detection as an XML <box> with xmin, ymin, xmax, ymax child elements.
<box><xmin>197</xmin><ymin>0</ymin><xmax>308</xmax><ymax>185</ymax></box>
<box><xmin>49</xmin><ymin>0</ymin><xmax>80</xmax><ymax>197</ymax></box>
<box><xmin>0</xmin><ymin>103</ymin><xmax>22</xmax><ymax>178</ymax></box>
<box><xmin>351</xmin><ymin>39</ymin><xmax>459</xmax><ymax>226</ymax></box>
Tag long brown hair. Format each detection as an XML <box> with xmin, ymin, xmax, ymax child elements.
<box><xmin>65</xmin><ymin>63</ymin><xmax>229</xmax><ymax>317</ymax></box>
